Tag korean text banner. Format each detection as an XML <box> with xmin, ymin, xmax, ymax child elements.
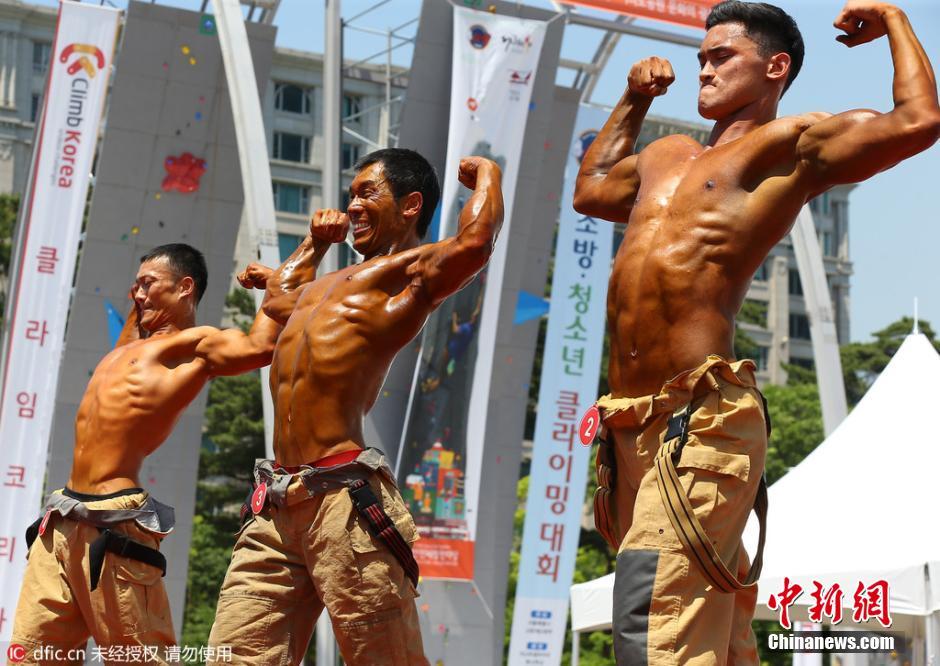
<box><xmin>395</xmin><ymin>7</ymin><xmax>546</xmax><ymax>580</ymax></box>
<box><xmin>565</xmin><ymin>0</ymin><xmax>719</xmax><ymax>29</ymax></box>
<box><xmin>0</xmin><ymin>1</ymin><xmax>120</xmax><ymax>638</ymax></box>
<box><xmin>507</xmin><ymin>105</ymin><xmax>614</xmax><ymax>666</ymax></box>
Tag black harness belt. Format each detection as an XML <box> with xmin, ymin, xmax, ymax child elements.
<box><xmin>25</xmin><ymin>518</ymin><xmax>167</xmax><ymax>591</ymax></box>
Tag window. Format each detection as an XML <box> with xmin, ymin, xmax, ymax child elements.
<box><xmin>789</xmin><ymin>313</ymin><xmax>811</xmax><ymax>340</ymax></box>
<box><xmin>756</xmin><ymin>346</ymin><xmax>769</xmax><ymax>371</ymax></box>
<box><xmin>832</xmin><ymin>200</ymin><xmax>847</xmax><ymax>226</ymax></box>
<box><xmin>272</xmin><ymin>182</ymin><xmax>310</xmax><ymax>214</ymax></box>
<box><xmin>788</xmin><ymin>269</ymin><xmax>803</xmax><ymax>296</ymax></box>
<box><xmin>341</xmin><ymin>142</ymin><xmax>360</xmax><ymax>170</ymax></box>
<box><xmin>821</xmin><ymin>231</ymin><xmax>834</xmax><ymax>257</ymax></box>
<box><xmin>809</xmin><ymin>197</ymin><xmax>819</xmax><ymax>214</ymax></box>
<box><xmin>274</xmin><ymin>83</ymin><xmax>311</xmax><ymax>114</ymax></box>
<box><xmin>32</xmin><ymin>42</ymin><xmax>51</xmax><ymax>75</ymax></box>
<box><xmin>738</xmin><ymin>299</ymin><xmax>768</xmax><ymax>328</ymax></box>
<box><xmin>278</xmin><ymin>233</ymin><xmax>304</xmax><ymax>262</ymax></box>
<box><xmin>790</xmin><ymin>356</ymin><xmax>815</xmax><ymax>371</ymax></box>
<box><xmin>342</xmin><ymin>94</ymin><xmax>362</xmax><ymax>121</ymax></box>
<box><xmin>753</xmin><ymin>260</ymin><xmax>769</xmax><ymax>281</ymax></box>
<box><xmin>30</xmin><ymin>94</ymin><xmax>42</xmax><ymax>122</ymax></box>
<box><xmin>273</xmin><ymin>132</ymin><xmax>310</xmax><ymax>163</ymax></box>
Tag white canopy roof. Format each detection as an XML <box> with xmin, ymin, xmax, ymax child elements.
<box><xmin>749</xmin><ymin>332</ymin><xmax>940</xmax><ymax>619</ymax></box>
<box><xmin>571</xmin><ymin>334</ymin><xmax>940</xmax><ymax>632</ymax></box>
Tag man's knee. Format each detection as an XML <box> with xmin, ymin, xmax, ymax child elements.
<box><xmin>208</xmin><ymin>592</ymin><xmax>278</xmax><ymax>647</ymax></box>
<box><xmin>333</xmin><ymin>604</ymin><xmax>425</xmax><ymax>666</ymax></box>
<box><xmin>613</xmin><ymin>548</ymin><xmax>660</xmax><ymax>665</ymax></box>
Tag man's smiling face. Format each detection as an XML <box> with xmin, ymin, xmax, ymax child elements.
<box><xmin>347</xmin><ymin>161</ymin><xmax>412</xmax><ymax>258</ymax></box>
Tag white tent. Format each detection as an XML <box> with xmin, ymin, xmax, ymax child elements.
<box><xmin>570</xmin><ymin>333</ymin><xmax>940</xmax><ymax>665</ymax></box>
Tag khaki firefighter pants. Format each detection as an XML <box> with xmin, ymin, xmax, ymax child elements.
<box><xmin>594</xmin><ymin>357</ymin><xmax>768</xmax><ymax>665</ymax></box>
<box><xmin>10</xmin><ymin>490</ymin><xmax>175</xmax><ymax>666</ymax></box>
<box><xmin>207</xmin><ymin>470</ymin><xmax>428</xmax><ymax>666</ymax></box>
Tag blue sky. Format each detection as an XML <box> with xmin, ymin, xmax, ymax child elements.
<box><xmin>34</xmin><ymin>0</ymin><xmax>940</xmax><ymax>341</ymax></box>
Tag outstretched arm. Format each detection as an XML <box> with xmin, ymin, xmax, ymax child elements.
<box><xmin>408</xmin><ymin>157</ymin><xmax>504</xmax><ymax>308</ymax></box>
<box><xmin>796</xmin><ymin>2</ymin><xmax>940</xmax><ymax>194</ymax></box>
<box><xmin>193</xmin><ymin>212</ymin><xmax>347</xmax><ymax>376</ymax></box>
<box><xmin>193</xmin><ymin>309</ymin><xmax>282</xmax><ymax>377</ymax></box>
<box><xmin>262</xmin><ymin>209</ymin><xmax>349</xmax><ymax>324</ymax></box>
<box><xmin>573</xmin><ymin>57</ymin><xmax>674</xmax><ymax>222</ymax></box>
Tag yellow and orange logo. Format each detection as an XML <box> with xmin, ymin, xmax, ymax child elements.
<box><xmin>59</xmin><ymin>43</ymin><xmax>105</xmax><ymax>77</ymax></box>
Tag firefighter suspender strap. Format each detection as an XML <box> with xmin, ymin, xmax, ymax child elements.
<box><xmin>654</xmin><ymin>402</ymin><xmax>769</xmax><ymax>594</ymax></box>
<box><xmin>87</xmin><ymin>528</ymin><xmax>167</xmax><ymax>591</ymax></box>
<box><xmin>347</xmin><ymin>479</ymin><xmax>421</xmax><ymax>587</ymax></box>
<box><xmin>25</xmin><ymin>517</ymin><xmax>166</xmax><ymax>592</ymax></box>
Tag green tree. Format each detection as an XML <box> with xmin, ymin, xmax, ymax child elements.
<box><xmin>762</xmin><ymin>380</ymin><xmax>824</xmax><ymax>485</ymax></box>
<box><xmin>840</xmin><ymin>317</ymin><xmax>938</xmax><ymax>405</ymax></box>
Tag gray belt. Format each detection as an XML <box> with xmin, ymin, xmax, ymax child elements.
<box><xmin>38</xmin><ymin>489</ymin><xmax>175</xmax><ymax>534</ymax></box>
<box><xmin>251</xmin><ymin>447</ymin><xmax>397</xmax><ymax>508</ymax></box>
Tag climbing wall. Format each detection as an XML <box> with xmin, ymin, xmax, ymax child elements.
<box><xmin>45</xmin><ymin>1</ymin><xmax>275</xmax><ymax>635</ymax></box>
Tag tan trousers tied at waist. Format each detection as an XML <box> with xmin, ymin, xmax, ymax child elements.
<box><xmin>594</xmin><ymin>356</ymin><xmax>769</xmax><ymax>666</ymax></box>
<box><xmin>207</xmin><ymin>458</ymin><xmax>428</xmax><ymax>666</ymax></box>
<box><xmin>10</xmin><ymin>489</ymin><xmax>175</xmax><ymax>666</ymax></box>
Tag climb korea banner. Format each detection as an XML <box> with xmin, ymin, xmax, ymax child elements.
<box><xmin>565</xmin><ymin>0</ymin><xmax>719</xmax><ymax>29</ymax></box>
<box><xmin>395</xmin><ymin>7</ymin><xmax>545</xmax><ymax>580</ymax></box>
<box><xmin>507</xmin><ymin>105</ymin><xmax>613</xmax><ymax>665</ymax></box>
<box><xmin>0</xmin><ymin>1</ymin><xmax>119</xmax><ymax>637</ymax></box>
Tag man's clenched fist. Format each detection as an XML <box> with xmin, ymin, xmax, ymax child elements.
<box><xmin>458</xmin><ymin>156</ymin><xmax>501</xmax><ymax>191</ymax></box>
<box><xmin>237</xmin><ymin>263</ymin><xmax>272</xmax><ymax>290</ymax></box>
<box><xmin>310</xmin><ymin>208</ymin><xmax>350</xmax><ymax>244</ymax></box>
<box><xmin>628</xmin><ymin>57</ymin><xmax>675</xmax><ymax>98</ymax></box>
<box><xmin>834</xmin><ymin>1</ymin><xmax>896</xmax><ymax>47</ymax></box>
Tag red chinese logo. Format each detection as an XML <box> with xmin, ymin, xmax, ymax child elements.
<box><xmin>767</xmin><ymin>578</ymin><xmax>892</xmax><ymax>629</ymax></box>
<box><xmin>162</xmin><ymin>153</ymin><xmax>207</xmax><ymax>194</ymax></box>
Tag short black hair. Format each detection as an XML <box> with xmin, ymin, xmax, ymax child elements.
<box><xmin>140</xmin><ymin>243</ymin><xmax>208</xmax><ymax>303</ymax></box>
<box><xmin>706</xmin><ymin>1</ymin><xmax>804</xmax><ymax>94</ymax></box>
<box><xmin>353</xmin><ymin>148</ymin><xmax>441</xmax><ymax>239</ymax></box>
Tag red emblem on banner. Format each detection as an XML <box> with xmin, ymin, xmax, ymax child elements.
<box><xmin>38</xmin><ymin>510</ymin><xmax>52</xmax><ymax>537</ymax></box>
<box><xmin>251</xmin><ymin>482</ymin><xmax>267</xmax><ymax>515</ymax></box>
<box><xmin>579</xmin><ymin>405</ymin><xmax>600</xmax><ymax>446</ymax></box>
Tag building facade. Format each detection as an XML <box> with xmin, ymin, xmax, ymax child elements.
<box><xmin>0</xmin><ymin>0</ymin><xmax>404</xmax><ymax>281</ymax></box>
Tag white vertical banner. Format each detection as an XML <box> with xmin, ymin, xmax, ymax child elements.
<box><xmin>452</xmin><ymin>6</ymin><xmax>546</xmax><ymax>547</ymax></box>
<box><xmin>395</xmin><ymin>7</ymin><xmax>546</xmax><ymax>580</ymax></box>
<box><xmin>0</xmin><ymin>1</ymin><xmax>120</xmax><ymax>638</ymax></box>
<box><xmin>508</xmin><ymin>106</ymin><xmax>613</xmax><ymax>665</ymax></box>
